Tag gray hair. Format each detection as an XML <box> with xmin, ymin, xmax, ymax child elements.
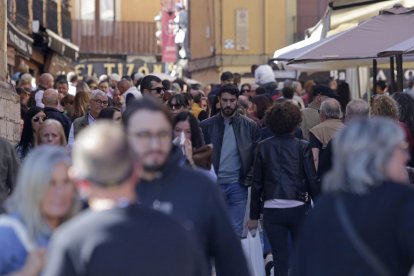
<box><xmin>345</xmin><ymin>99</ymin><xmax>370</xmax><ymax>122</ymax></box>
<box><xmin>320</xmin><ymin>98</ymin><xmax>342</xmax><ymax>119</ymax></box>
<box><xmin>4</xmin><ymin>146</ymin><xmax>80</xmax><ymax>240</ymax></box>
<box><xmin>90</xmin><ymin>89</ymin><xmax>107</xmax><ymax>99</ymax></box>
<box><xmin>323</xmin><ymin>117</ymin><xmax>405</xmax><ymax>195</ymax></box>
<box><xmin>72</xmin><ymin>121</ymin><xmax>134</xmax><ymax>187</ymax></box>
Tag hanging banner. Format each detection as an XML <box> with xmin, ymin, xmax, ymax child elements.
<box><xmin>161</xmin><ymin>10</ymin><xmax>177</xmax><ymax>63</ymax></box>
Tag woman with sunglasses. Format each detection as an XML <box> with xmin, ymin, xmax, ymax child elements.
<box><xmin>15</xmin><ymin>107</ymin><xmax>47</xmax><ymax>161</ymax></box>
<box><xmin>240</xmin><ymin>83</ymin><xmax>254</xmax><ymax>100</ymax></box>
<box><xmin>167</xmin><ymin>94</ymin><xmax>190</xmax><ymax>117</ymax></box>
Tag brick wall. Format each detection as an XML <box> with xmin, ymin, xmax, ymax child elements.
<box><xmin>0</xmin><ymin>81</ymin><xmax>20</xmax><ymax>144</ymax></box>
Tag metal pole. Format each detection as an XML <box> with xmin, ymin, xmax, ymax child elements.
<box><xmin>0</xmin><ymin>0</ymin><xmax>7</xmax><ymax>81</ymax></box>
<box><xmin>389</xmin><ymin>56</ymin><xmax>395</xmax><ymax>94</ymax></box>
<box><xmin>373</xmin><ymin>59</ymin><xmax>378</xmax><ymax>92</ymax></box>
<box><xmin>396</xmin><ymin>54</ymin><xmax>403</xmax><ymax>92</ymax></box>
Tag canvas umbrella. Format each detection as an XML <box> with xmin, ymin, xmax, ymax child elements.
<box><xmin>377</xmin><ymin>36</ymin><xmax>414</xmax><ymax>57</ymax></box>
<box><xmin>287</xmin><ymin>5</ymin><xmax>414</xmax><ymax>91</ymax></box>
<box><xmin>377</xmin><ymin>36</ymin><xmax>414</xmax><ymax>90</ymax></box>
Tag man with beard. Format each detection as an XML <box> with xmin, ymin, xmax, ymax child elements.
<box><xmin>123</xmin><ymin>97</ymin><xmax>249</xmax><ymax>276</ymax></box>
<box><xmin>200</xmin><ymin>84</ymin><xmax>260</xmax><ymax>238</ymax></box>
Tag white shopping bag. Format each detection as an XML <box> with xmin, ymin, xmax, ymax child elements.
<box><xmin>242</xmin><ymin>231</ymin><xmax>266</xmax><ymax>276</ymax></box>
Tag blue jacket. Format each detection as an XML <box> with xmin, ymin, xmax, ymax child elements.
<box><xmin>0</xmin><ymin>214</ymin><xmax>50</xmax><ymax>275</ymax></box>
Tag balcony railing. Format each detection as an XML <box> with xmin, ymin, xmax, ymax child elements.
<box><xmin>72</xmin><ymin>20</ymin><xmax>159</xmax><ymax>56</ymax></box>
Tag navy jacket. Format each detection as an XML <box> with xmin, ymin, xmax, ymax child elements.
<box><xmin>292</xmin><ymin>181</ymin><xmax>414</xmax><ymax>276</ymax></box>
<box><xmin>137</xmin><ymin>147</ymin><xmax>250</xmax><ymax>276</ymax></box>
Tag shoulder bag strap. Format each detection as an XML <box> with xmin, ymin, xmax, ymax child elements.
<box><xmin>335</xmin><ymin>197</ymin><xmax>391</xmax><ymax>276</ymax></box>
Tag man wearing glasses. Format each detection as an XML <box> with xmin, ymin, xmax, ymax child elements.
<box><xmin>139</xmin><ymin>75</ymin><xmax>165</xmax><ymax>101</ymax></box>
<box><xmin>123</xmin><ymin>97</ymin><xmax>249</xmax><ymax>276</ymax></box>
<box><xmin>67</xmin><ymin>90</ymin><xmax>108</xmax><ymax>150</ymax></box>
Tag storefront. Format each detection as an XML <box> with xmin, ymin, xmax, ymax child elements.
<box><xmin>74</xmin><ymin>59</ymin><xmax>170</xmax><ymax>79</ymax></box>
<box><xmin>7</xmin><ymin>19</ymin><xmax>34</xmax><ymax>75</ymax></box>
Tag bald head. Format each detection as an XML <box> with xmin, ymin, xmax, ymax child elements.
<box><xmin>320</xmin><ymin>98</ymin><xmax>342</xmax><ymax>120</ymax></box>
<box><xmin>117</xmin><ymin>79</ymin><xmax>131</xmax><ymax>95</ymax></box>
<box><xmin>72</xmin><ymin>121</ymin><xmax>136</xmax><ymax>187</ymax></box>
<box><xmin>42</xmin><ymin>89</ymin><xmax>59</xmax><ymax>108</ymax></box>
<box><xmin>238</xmin><ymin>95</ymin><xmax>250</xmax><ymax>109</ymax></box>
<box><xmin>345</xmin><ymin>99</ymin><xmax>369</xmax><ymax>122</ymax></box>
<box><xmin>38</xmin><ymin>73</ymin><xmax>54</xmax><ymax>89</ymax></box>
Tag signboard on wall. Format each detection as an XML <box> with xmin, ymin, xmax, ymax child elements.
<box><xmin>75</xmin><ymin>59</ymin><xmax>168</xmax><ymax>79</ymax></box>
<box><xmin>236</xmin><ymin>9</ymin><xmax>249</xmax><ymax>51</ymax></box>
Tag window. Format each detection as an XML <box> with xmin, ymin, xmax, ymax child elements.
<box><xmin>80</xmin><ymin>0</ymin><xmax>95</xmax><ymax>20</ymax></box>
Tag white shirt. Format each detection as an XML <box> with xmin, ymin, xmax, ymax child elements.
<box><xmin>35</xmin><ymin>89</ymin><xmax>45</xmax><ymax>108</ymax></box>
<box><xmin>264</xmin><ymin>199</ymin><xmax>304</xmax><ymax>209</ymax></box>
<box><xmin>68</xmin><ymin>83</ymin><xmax>76</xmax><ymax>96</ymax></box>
<box><xmin>254</xmin><ymin>65</ymin><xmax>276</xmax><ymax>85</ymax></box>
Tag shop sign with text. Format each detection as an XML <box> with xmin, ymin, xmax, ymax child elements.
<box><xmin>75</xmin><ymin>60</ymin><xmax>168</xmax><ymax>79</ymax></box>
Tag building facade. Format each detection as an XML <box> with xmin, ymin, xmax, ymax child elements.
<box><xmin>187</xmin><ymin>0</ymin><xmax>299</xmax><ymax>84</ymax></box>
<box><xmin>6</xmin><ymin>0</ymin><xmax>78</xmax><ymax>78</ymax></box>
<box><xmin>70</xmin><ymin>0</ymin><xmax>162</xmax><ymax>79</ymax></box>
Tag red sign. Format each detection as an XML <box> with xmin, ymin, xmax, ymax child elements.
<box><xmin>161</xmin><ymin>11</ymin><xmax>177</xmax><ymax>63</ymax></box>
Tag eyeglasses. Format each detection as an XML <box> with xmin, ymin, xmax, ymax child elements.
<box><xmin>149</xmin><ymin>87</ymin><xmax>166</xmax><ymax>94</ymax></box>
<box><xmin>168</xmin><ymin>103</ymin><xmax>183</xmax><ymax>110</ymax></box>
<box><xmin>32</xmin><ymin>116</ymin><xmax>47</xmax><ymax>122</ymax></box>
<box><xmin>128</xmin><ymin>130</ymin><xmax>171</xmax><ymax>143</ymax></box>
<box><xmin>94</xmin><ymin>99</ymin><xmax>109</xmax><ymax>105</ymax></box>
<box><xmin>241</xmin><ymin>89</ymin><xmax>250</xmax><ymax>93</ymax></box>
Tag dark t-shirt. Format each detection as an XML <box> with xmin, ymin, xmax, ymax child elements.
<box><xmin>309</xmin><ymin>132</ymin><xmax>332</xmax><ymax>177</ymax></box>
<box><xmin>309</xmin><ymin>132</ymin><xmax>322</xmax><ymax>150</ymax></box>
<box><xmin>43</xmin><ymin>204</ymin><xmax>208</xmax><ymax>276</ymax></box>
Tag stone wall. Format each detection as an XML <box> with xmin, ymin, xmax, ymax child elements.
<box><xmin>0</xmin><ymin>81</ymin><xmax>20</xmax><ymax>144</ymax></box>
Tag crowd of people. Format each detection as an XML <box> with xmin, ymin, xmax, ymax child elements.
<box><xmin>1</xmin><ymin>64</ymin><xmax>414</xmax><ymax>275</ymax></box>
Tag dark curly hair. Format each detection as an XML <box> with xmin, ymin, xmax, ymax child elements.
<box><xmin>265</xmin><ymin>101</ymin><xmax>302</xmax><ymax>135</ymax></box>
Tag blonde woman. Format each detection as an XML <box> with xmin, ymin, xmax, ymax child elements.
<box><xmin>0</xmin><ymin>146</ymin><xmax>80</xmax><ymax>275</ymax></box>
<box><xmin>36</xmin><ymin>119</ymin><xmax>67</xmax><ymax>147</ymax></box>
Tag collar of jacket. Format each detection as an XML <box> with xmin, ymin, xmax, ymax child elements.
<box><xmin>44</xmin><ymin>106</ymin><xmax>61</xmax><ymax>113</ymax></box>
<box><xmin>274</xmin><ymin>133</ymin><xmax>295</xmax><ymax>139</ymax></box>
<box><xmin>217</xmin><ymin>111</ymin><xmax>241</xmax><ymax>124</ymax></box>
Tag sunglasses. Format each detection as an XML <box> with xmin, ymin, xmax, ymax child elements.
<box><xmin>241</xmin><ymin>89</ymin><xmax>250</xmax><ymax>93</ymax></box>
<box><xmin>149</xmin><ymin>87</ymin><xmax>166</xmax><ymax>94</ymax></box>
<box><xmin>33</xmin><ymin>116</ymin><xmax>47</xmax><ymax>122</ymax></box>
<box><xmin>169</xmin><ymin>103</ymin><xmax>183</xmax><ymax>110</ymax></box>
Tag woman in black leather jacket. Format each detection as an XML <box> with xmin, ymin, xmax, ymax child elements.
<box><xmin>247</xmin><ymin>101</ymin><xmax>319</xmax><ymax>276</ymax></box>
